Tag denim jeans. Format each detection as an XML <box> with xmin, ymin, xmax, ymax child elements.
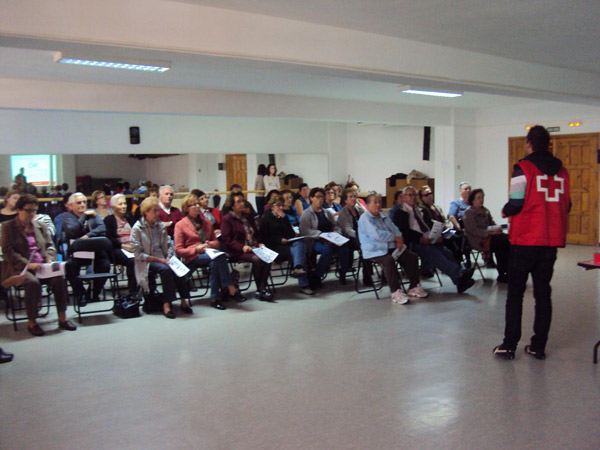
<box><xmin>187</xmin><ymin>253</ymin><xmax>234</xmax><ymax>299</ymax></box>
<box><xmin>313</xmin><ymin>241</ymin><xmax>351</xmax><ymax>278</ymax></box>
<box><xmin>503</xmin><ymin>245</ymin><xmax>557</xmax><ymax>352</ymax></box>
<box><xmin>411</xmin><ymin>242</ymin><xmax>461</xmax><ymax>283</ymax></box>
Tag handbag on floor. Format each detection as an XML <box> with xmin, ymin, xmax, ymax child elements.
<box><xmin>113</xmin><ymin>292</ymin><xmax>141</xmax><ymax>319</ymax></box>
<box><xmin>142</xmin><ymin>288</ymin><xmax>164</xmax><ymax>314</ymax></box>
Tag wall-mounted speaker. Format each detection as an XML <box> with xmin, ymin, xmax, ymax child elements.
<box><xmin>129</xmin><ymin>126</ymin><xmax>140</xmax><ymax>145</ymax></box>
<box><xmin>423</xmin><ymin>126</ymin><xmax>431</xmax><ymax>161</ymax></box>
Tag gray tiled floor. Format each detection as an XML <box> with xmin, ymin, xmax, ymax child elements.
<box><xmin>1</xmin><ymin>245</ymin><xmax>599</xmax><ymax>449</ymax></box>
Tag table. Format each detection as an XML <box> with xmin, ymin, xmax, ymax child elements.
<box><xmin>577</xmin><ymin>260</ymin><xmax>600</xmax><ymax>363</ymax></box>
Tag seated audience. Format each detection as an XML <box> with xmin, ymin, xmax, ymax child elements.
<box><xmin>448</xmin><ymin>181</ymin><xmax>471</xmax><ymax>231</ymax></box>
<box><xmin>294</xmin><ymin>183</ymin><xmax>310</xmax><ymax>217</ymax></box>
<box><xmin>393</xmin><ymin>187</ymin><xmax>475</xmax><ymax>293</ymax></box>
<box><xmin>0</xmin><ymin>190</ymin><xmax>19</xmax><ymax>223</ymax></box>
<box><xmin>191</xmin><ymin>189</ymin><xmax>222</xmax><ymax>233</ymax></box>
<box><xmin>63</xmin><ymin>192</ymin><xmax>113</xmax><ymax>305</ymax></box>
<box><xmin>358</xmin><ymin>193</ymin><xmax>426</xmax><ymax>304</ymax></box>
<box><xmin>1</xmin><ymin>194</ymin><xmax>76</xmax><ymax>336</ymax></box>
<box><xmin>281</xmin><ymin>189</ymin><xmax>300</xmax><ymax>227</ymax></box>
<box><xmin>263</xmin><ymin>189</ymin><xmax>281</xmax><ymax>213</ymax></box>
<box><xmin>158</xmin><ymin>185</ymin><xmax>183</xmax><ymax>237</ymax></box>
<box><xmin>174</xmin><ymin>194</ymin><xmax>245</xmax><ymax>310</ymax></box>
<box><xmin>418</xmin><ymin>185</ymin><xmax>465</xmax><ymax>265</ymax></box>
<box><xmin>337</xmin><ymin>188</ymin><xmax>372</xmax><ymax>286</ymax></box>
<box><xmin>91</xmin><ymin>190</ymin><xmax>113</xmax><ymax>219</ymax></box>
<box><xmin>388</xmin><ymin>190</ymin><xmax>404</xmax><ymax>224</ymax></box>
<box><xmin>344</xmin><ymin>181</ymin><xmax>367</xmax><ymax>211</ymax></box>
<box><xmin>131</xmin><ymin>197</ymin><xmax>192</xmax><ymax>319</ymax></box>
<box><xmin>260</xmin><ymin>195</ymin><xmax>313</xmax><ymax>295</ymax></box>
<box><xmin>104</xmin><ymin>194</ymin><xmax>138</xmax><ymax>294</ymax></box>
<box><xmin>462</xmin><ymin>188</ymin><xmax>510</xmax><ymax>282</ymax></box>
<box><xmin>221</xmin><ymin>184</ymin><xmax>257</xmax><ymax>218</ymax></box>
<box><xmin>221</xmin><ymin>192</ymin><xmax>273</xmax><ymax>301</ymax></box>
<box><xmin>133</xmin><ymin>186</ymin><xmax>158</xmax><ymax>221</ymax></box>
<box><xmin>299</xmin><ymin>187</ymin><xmax>351</xmax><ymax>287</ymax></box>
<box><xmin>324</xmin><ymin>186</ymin><xmax>342</xmax><ymax>213</ymax></box>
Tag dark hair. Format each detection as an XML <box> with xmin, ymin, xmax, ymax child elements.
<box><xmin>62</xmin><ymin>192</ymin><xmax>72</xmax><ymax>205</ymax></box>
<box><xmin>257</xmin><ymin>164</ymin><xmax>267</xmax><ymax>176</ymax></box>
<box><xmin>62</xmin><ymin>183</ymin><xmax>69</xmax><ymax>190</ymax></box>
<box><xmin>309</xmin><ymin>187</ymin><xmax>325</xmax><ymax>199</ymax></box>
<box><xmin>298</xmin><ymin>183</ymin><xmax>308</xmax><ymax>192</ymax></box>
<box><xmin>229</xmin><ymin>184</ymin><xmax>242</xmax><ymax>192</ymax></box>
<box><xmin>267</xmin><ymin>164</ymin><xmax>277</xmax><ymax>175</ymax></box>
<box><xmin>268</xmin><ymin>194</ymin><xmax>283</xmax><ymax>207</ymax></box>
<box><xmin>280</xmin><ymin>189</ymin><xmax>293</xmax><ymax>197</ymax></box>
<box><xmin>527</xmin><ymin>125</ymin><xmax>550</xmax><ymax>152</ymax></box>
<box><xmin>124</xmin><ymin>181</ymin><xmax>130</xmax><ymax>189</ymax></box>
<box><xmin>265</xmin><ymin>189</ymin><xmax>281</xmax><ymax>205</ymax></box>
<box><xmin>340</xmin><ymin>188</ymin><xmax>355</xmax><ymax>206</ymax></box>
<box><xmin>230</xmin><ymin>191</ymin><xmax>245</xmax><ymax>204</ymax></box>
<box><xmin>293</xmin><ymin>183</ymin><xmax>310</xmax><ymax>202</ymax></box>
<box><xmin>16</xmin><ymin>194</ymin><xmax>38</xmax><ymax>210</ymax></box>
<box><xmin>468</xmin><ymin>188</ymin><xmax>484</xmax><ymax>205</ymax></box>
<box><xmin>393</xmin><ymin>190</ymin><xmax>403</xmax><ymax>202</ymax></box>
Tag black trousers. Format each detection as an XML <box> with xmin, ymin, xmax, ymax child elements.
<box><xmin>112</xmin><ymin>249</ymin><xmax>138</xmax><ymax>293</ymax></box>
<box><xmin>67</xmin><ymin>237</ymin><xmax>112</xmax><ymax>298</ymax></box>
<box><xmin>503</xmin><ymin>245</ymin><xmax>557</xmax><ymax>352</ymax></box>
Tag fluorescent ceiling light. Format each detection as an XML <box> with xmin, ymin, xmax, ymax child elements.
<box><xmin>399</xmin><ymin>86</ymin><xmax>462</xmax><ymax>98</ymax></box>
<box><xmin>54</xmin><ymin>52</ymin><xmax>170</xmax><ymax>72</ymax></box>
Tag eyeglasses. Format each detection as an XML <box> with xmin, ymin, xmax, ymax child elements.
<box><xmin>273</xmin><ymin>204</ymin><xmax>283</xmax><ymax>208</ymax></box>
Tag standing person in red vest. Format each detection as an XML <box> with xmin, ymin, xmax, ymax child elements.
<box><xmin>494</xmin><ymin>125</ymin><xmax>570</xmax><ymax>361</ymax></box>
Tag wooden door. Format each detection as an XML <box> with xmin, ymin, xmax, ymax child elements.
<box><xmin>225</xmin><ymin>154</ymin><xmax>247</xmax><ymax>192</ymax></box>
<box><xmin>554</xmin><ymin>134</ymin><xmax>599</xmax><ymax>245</ymax></box>
<box><xmin>508</xmin><ymin>133</ymin><xmax>599</xmax><ymax>245</ymax></box>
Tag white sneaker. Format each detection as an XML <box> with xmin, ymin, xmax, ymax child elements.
<box><xmin>407</xmin><ymin>284</ymin><xmax>428</xmax><ymax>298</ymax></box>
<box><xmin>391</xmin><ymin>289</ymin><xmax>409</xmax><ymax>304</ymax></box>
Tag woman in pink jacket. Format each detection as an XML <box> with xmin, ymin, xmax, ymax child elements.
<box><xmin>174</xmin><ymin>194</ymin><xmax>245</xmax><ymax>310</ymax></box>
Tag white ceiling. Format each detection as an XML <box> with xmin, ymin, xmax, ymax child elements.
<box><xmin>181</xmin><ymin>0</ymin><xmax>600</xmax><ymax>74</ymax></box>
<box><xmin>2</xmin><ymin>0</ymin><xmax>600</xmax><ymax>110</ymax></box>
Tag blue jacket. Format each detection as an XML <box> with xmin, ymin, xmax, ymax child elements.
<box><xmin>358</xmin><ymin>210</ymin><xmax>402</xmax><ymax>259</ymax></box>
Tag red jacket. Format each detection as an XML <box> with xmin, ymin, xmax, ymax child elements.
<box><xmin>174</xmin><ymin>216</ymin><xmax>219</xmax><ymax>263</ymax></box>
<box><xmin>509</xmin><ymin>160</ymin><xmax>570</xmax><ymax>247</ymax></box>
<box><xmin>221</xmin><ymin>212</ymin><xmax>261</xmax><ymax>260</ymax></box>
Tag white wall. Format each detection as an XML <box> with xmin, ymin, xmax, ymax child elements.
<box><xmin>74</xmin><ymin>154</ymin><xmax>147</xmax><ymax>187</ymax></box>
<box><xmin>345</xmin><ymin>124</ymin><xmax>433</xmax><ymax>194</ymax></box>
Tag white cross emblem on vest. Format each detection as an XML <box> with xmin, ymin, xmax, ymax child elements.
<box><xmin>536</xmin><ymin>175</ymin><xmax>564</xmax><ymax>202</ymax></box>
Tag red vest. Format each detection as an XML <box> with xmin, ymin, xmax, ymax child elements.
<box><xmin>509</xmin><ymin>159</ymin><xmax>569</xmax><ymax>247</ymax></box>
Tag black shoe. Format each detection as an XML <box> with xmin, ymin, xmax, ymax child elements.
<box><xmin>496</xmin><ymin>274</ymin><xmax>509</xmax><ymax>283</ymax></box>
<box><xmin>257</xmin><ymin>290</ymin><xmax>275</xmax><ymax>302</ymax></box>
<box><xmin>456</xmin><ymin>278</ymin><xmax>475</xmax><ymax>293</ymax></box>
<box><xmin>163</xmin><ymin>309</ymin><xmax>176</xmax><ymax>319</ymax></box>
<box><xmin>77</xmin><ymin>295</ymin><xmax>87</xmax><ymax>307</ymax></box>
<box><xmin>363</xmin><ymin>276</ymin><xmax>373</xmax><ymax>287</ymax></box>
<box><xmin>460</xmin><ymin>267</ymin><xmax>476</xmax><ymax>281</ymax></box>
<box><xmin>493</xmin><ymin>344</ymin><xmax>515</xmax><ymax>360</ymax></box>
<box><xmin>58</xmin><ymin>320</ymin><xmax>77</xmax><ymax>331</ymax></box>
<box><xmin>230</xmin><ymin>290</ymin><xmax>247</xmax><ymax>303</ymax></box>
<box><xmin>181</xmin><ymin>305</ymin><xmax>193</xmax><ymax>314</ymax></box>
<box><xmin>0</xmin><ymin>348</ymin><xmax>14</xmax><ymax>364</ymax></box>
<box><xmin>339</xmin><ymin>273</ymin><xmax>347</xmax><ymax>285</ymax></box>
<box><xmin>210</xmin><ymin>300</ymin><xmax>227</xmax><ymax>310</ymax></box>
<box><xmin>28</xmin><ymin>324</ymin><xmax>45</xmax><ymax>337</ymax></box>
<box><xmin>524</xmin><ymin>345</ymin><xmax>546</xmax><ymax>360</ymax></box>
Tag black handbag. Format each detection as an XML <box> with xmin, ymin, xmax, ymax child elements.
<box><xmin>113</xmin><ymin>292</ymin><xmax>141</xmax><ymax>319</ymax></box>
<box><xmin>142</xmin><ymin>289</ymin><xmax>164</xmax><ymax>314</ymax></box>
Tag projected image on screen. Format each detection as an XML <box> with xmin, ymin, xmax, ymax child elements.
<box><xmin>10</xmin><ymin>155</ymin><xmax>57</xmax><ymax>186</ymax></box>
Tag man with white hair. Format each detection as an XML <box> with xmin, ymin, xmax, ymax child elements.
<box><xmin>158</xmin><ymin>185</ymin><xmax>183</xmax><ymax>237</ymax></box>
<box><xmin>62</xmin><ymin>192</ymin><xmax>112</xmax><ymax>306</ymax></box>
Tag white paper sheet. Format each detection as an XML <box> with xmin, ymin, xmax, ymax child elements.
<box><xmin>392</xmin><ymin>245</ymin><xmax>407</xmax><ymax>261</ymax></box>
<box><xmin>169</xmin><ymin>257</ymin><xmax>190</xmax><ymax>277</ymax></box>
<box><xmin>121</xmin><ymin>249</ymin><xmax>135</xmax><ymax>259</ymax></box>
<box><xmin>205</xmin><ymin>248</ymin><xmax>226</xmax><ymax>260</ymax></box>
<box><xmin>427</xmin><ymin>221</ymin><xmax>444</xmax><ymax>242</ymax></box>
<box><xmin>252</xmin><ymin>246</ymin><xmax>279</xmax><ymax>264</ymax></box>
<box><xmin>320</xmin><ymin>232</ymin><xmax>349</xmax><ymax>246</ymax></box>
<box><xmin>36</xmin><ymin>262</ymin><xmax>67</xmax><ymax>279</ymax></box>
